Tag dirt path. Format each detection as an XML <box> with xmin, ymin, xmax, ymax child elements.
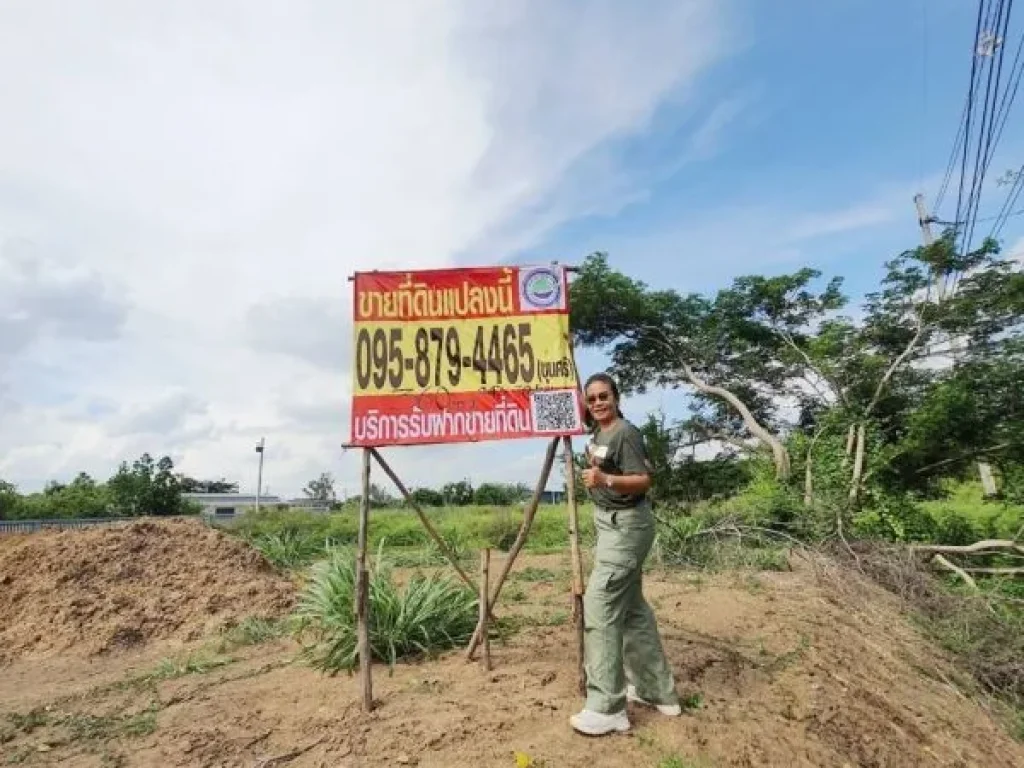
<box><xmin>2</xmin><ymin>550</ymin><xmax>1022</xmax><ymax>767</ymax></box>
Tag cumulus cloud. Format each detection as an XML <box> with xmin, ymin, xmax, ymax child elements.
<box><xmin>0</xmin><ymin>0</ymin><xmax>735</xmax><ymax>494</ymax></box>
<box><xmin>110</xmin><ymin>390</ymin><xmax>209</xmax><ymax>438</ymax></box>
<box><xmin>0</xmin><ymin>239</ymin><xmax>127</xmax><ymax>367</ymax></box>
<box><xmin>245</xmin><ymin>296</ymin><xmax>350</xmax><ymax>372</ymax></box>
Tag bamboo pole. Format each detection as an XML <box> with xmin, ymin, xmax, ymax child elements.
<box><xmin>355</xmin><ymin>449</ymin><xmax>373</xmax><ymax>711</ymax></box>
<box><xmin>480</xmin><ymin>548</ymin><xmax>492</xmax><ymax>671</ymax></box>
<box><xmin>562</xmin><ymin>436</ymin><xmax>587</xmax><ymax>696</ymax></box>
<box><xmin>466</xmin><ymin>436</ymin><xmax>560</xmax><ymax>659</ymax></box>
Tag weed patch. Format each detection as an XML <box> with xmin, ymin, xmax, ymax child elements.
<box><xmin>59</xmin><ymin>706</ymin><xmax>158</xmax><ymax>741</ymax></box>
<box><xmin>7</xmin><ymin>709</ymin><xmax>49</xmax><ymax>733</ymax></box>
<box><xmin>512</xmin><ymin>566</ymin><xmax>558</xmax><ymax>583</ymax></box>
<box><xmin>221</xmin><ymin>617</ymin><xmax>287</xmax><ymax>648</ymax></box>
<box><xmin>140</xmin><ymin>652</ymin><xmax>234</xmax><ymax>684</ymax></box>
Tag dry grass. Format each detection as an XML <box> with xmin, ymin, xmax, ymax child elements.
<box><xmin>816</xmin><ymin>540</ymin><xmax>1024</xmax><ymax>735</ymax></box>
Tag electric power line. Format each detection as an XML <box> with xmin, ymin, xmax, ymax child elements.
<box><xmin>960</xmin><ymin>0</ymin><xmax>1014</xmax><ymax>258</ymax></box>
<box><xmin>991</xmin><ymin>165</ymin><xmax>1024</xmax><ymax>238</ymax></box>
<box><xmin>958</xmin><ymin>0</ymin><xmax>1007</xmax><ymax>259</ymax></box>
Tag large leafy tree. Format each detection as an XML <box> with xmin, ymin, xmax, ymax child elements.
<box><xmin>569</xmin><ymin>253</ymin><xmax>848</xmax><ymax>479</ymax></box>
<box><xmin>569</xmin><ymin>232</ymin><xmax>1019</xmax><ymax>510</ymax></box>
<box><xmin>108</xmin><ymin>453</ymin><xmax>185</xmax><ymax>516</ymax></box>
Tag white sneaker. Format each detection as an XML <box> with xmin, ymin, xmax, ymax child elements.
<box><xmin>626</xmin><ymin>685</ymin><xmax>682</xmax><ymax>716</ymax></box>
<box><xmin>569</xmin><ymin>708</ymin><xmax>631</xmax><ymax>736</ymax></box>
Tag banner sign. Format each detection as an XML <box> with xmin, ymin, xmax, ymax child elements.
<box><xmin>349</xmin><ymin>265</ymin><xmax>585</xmax><ymax>447</ymax></box>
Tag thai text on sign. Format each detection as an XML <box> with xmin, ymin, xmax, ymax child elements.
<box><xmin>349</xmin><ymin>265</ymin><xmax>585</xmax><ymax>447</ymax></box>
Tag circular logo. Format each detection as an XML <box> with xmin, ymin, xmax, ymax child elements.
<box><xmin>522</xmin><ymin>267</ymin><xmax>561</xmax><ymax>308</ymax></box>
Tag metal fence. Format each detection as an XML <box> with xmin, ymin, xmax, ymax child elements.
<box><xmin>0</xmin><ymin>515</ymin><xmax>228</xmax><ymax>536</ymax></box>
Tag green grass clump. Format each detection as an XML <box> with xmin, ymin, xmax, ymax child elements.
<box><xmin>247</xmin><ymin>529</ymin><xmax>333</xmax><ymax>569</ymax></box>
<box><xmin>59</xmin><ymin>707</ymin><xmax>158</xmax><ymax>741</ymax></box>
<box><xmin>139</xmin><ymin>652</ymin><xmax>234</xmax><ymax>684</ymax></box>
<box><xmin>221</xmin><ymin>617</ymin><xmax>287</xmax><ymax>648</ymax></box>
<box><xmin>292</xmin><ymin>544</ymin><xmax>479</xmax><ymax>673</ymax></box>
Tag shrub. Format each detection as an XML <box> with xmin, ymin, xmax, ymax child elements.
<box><xmin>853</xmin><ymin>495</ymin><xmax>939</xmax><ymax>542</ymax></box>
<box><xmin>248</xmin><ymin>529</ymin><xmax>327</xmax><ymax>569</ymax></box>
<box><xmin>291</xmin><ymin>543</ymin><xmax>478</xmax><ymax>672</ymax></box>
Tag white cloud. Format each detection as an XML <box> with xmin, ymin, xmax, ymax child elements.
<box><xmin>1007</xmin><ymin>236</ymin><xmax>1024</xmax><ymax>265</ymax></box>
<box><xmin>786</xmin><ymin>204</ymin><xmax>897</xmax><ymax>241</ymax></box>
<box><xmin>110</xmin><ymin>390</ymin><xmax>210</xmax><ymax>438</ymax></box>
<box><xmin>687</xmin><ymin>94</ymin><xmax>750</xmax><ymax>160</ymax></box>
<box><xmin>0</xmin><ymin>0</ymin><xmax>734</xmax><ymax>495</ymax></box>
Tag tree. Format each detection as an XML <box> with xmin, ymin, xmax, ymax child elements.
<box><xmin>0</xmin><ymin>479</ymin><xmax>20</xmax><ymax>520</ymax></box>
<box><xmin>570</xmin><ymin>235</ymin><xmax>1020</xmax><ymax>516</ymax></box>
<box><xmin>46</xmin><ymin>473</ymin><xmax>111</xmax><ymax>518</ymax></box>
<box><xmin>570</xmin><ymin>254</ymin><xmax>849</xmax><ymax>479</ymax></box>
<box><xmin>178</xmin><ymin>476</ymin><xmax>239</xmax><ymax>494</ymax></box>
<box><xmin>368</xmin><ymin>483</ymin><xmax>396</xmax><ymax>508</ymax></box>
<box><xmin>473</xmin><ymin>483</ymin><xmax>511</xmax><ymax>506</ymax></box>
<box><xmin>472</xmin><ymin>483</ymin><xmax>530</xmax><ymax>506</ymax></box>
<box><xmin>411</xmin><ymin>487</ymin><xmax>445</xmax><ymax>507</ymax></box>
<box><xmin>835</xmin><ymin>231</ymin><xmax>1010</xmax><ymax>504</ymax></box>
<box><xmin>442</xmin><ymin>480</ymin><xmax>474</xmax><ymax>506</ymax></box>
<box><xmin>107</xmin><ymin>453</ymin><xmax>186</xmax><ymax>516</ymax></box>
<box><xmin>303</xmin><ymin>472</ymin><xmax>337</xmax><ymax>503</ymax></box>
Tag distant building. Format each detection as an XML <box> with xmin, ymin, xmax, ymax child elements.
<box><xmin>540</xmin><ymin>490</ymin><xmax>565</xmax><ymax>504</ymax></box>
<box><xmin>183</xmin><ymin>493</ymin><xmax>282</xmax><ymax>519</ymax></box>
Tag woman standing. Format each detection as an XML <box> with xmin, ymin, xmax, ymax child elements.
<box><xmin>570</xmin><ymin>372</ymin><xmax>681</xmax><ymax>736</ymax></box>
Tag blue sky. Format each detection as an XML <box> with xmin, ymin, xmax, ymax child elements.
<box><xmin>526</xmin><ymin>0</ymin><xmax>1023</xmax><ymax>298</ymax></box>
<box><xmin>1</xmin><ymin>1</ymin><xmax>1021</xmax><ymax>498</ymax></box>
<box><xmin>465</xmin><ymin>0</ymin><xmax>1024</xmax><ymax>495</ymax></box>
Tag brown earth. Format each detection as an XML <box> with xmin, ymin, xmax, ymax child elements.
<box><xmin>1</xmin><ymin>537</ymin><xmax>1023</xmax><ymax>767</ymax></box>
<box><xmin>0</xmin><ymin>519</ymin><xmax>294</xmax><ymax>664</ymax></box>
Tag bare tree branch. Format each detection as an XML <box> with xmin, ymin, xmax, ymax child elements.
<box><xmin>776</xmin><ymin>327</ymin><xmax>847</xmax><ymax>406</ymax></box>
<box><xmin>911</xmin><ymin>540</ymin><xmax>1024</xmax><ymax>557</ymax></box>
<box><xmin>914</xmin><ymin>443</ymin><xmax>1017</xmax><ymax>474</ymax></box>
<box><xmin>931</xmin><ymin>554</ymin><xmax>979</xmax><ymax>590</ymax></box>
<box><xmin>866</xmin><ymin>319</ymin><xmax>925</xmax><ymax>417</ymax></box>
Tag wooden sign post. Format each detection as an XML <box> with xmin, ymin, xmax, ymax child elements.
<box><xmin>355</xmin><ymin>448</ymin><xmax>372</xmax><ymax>711</ymax></box>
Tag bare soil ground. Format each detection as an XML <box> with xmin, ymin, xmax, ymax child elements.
<box><xmin>2</xmin><ymin>525</ymin><xmax>1023</xmax><ymax>767</ymax></box>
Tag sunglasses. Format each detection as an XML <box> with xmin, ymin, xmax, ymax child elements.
<box><xmin>586</xmin><ymin>391</ymin><xmax>612</xmax><ymax>404</ymax></box>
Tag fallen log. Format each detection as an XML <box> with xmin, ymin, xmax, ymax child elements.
<box><xmin>930</xmin><ymin>554</ymin><xmax>978</xmax><ymax>590</ymax></box>
<box><xmin>911</xmin><ymin>540</ymin><xmax>1024</xmax><ymax>557</ymax></box>
<box><xmin>956</xmin><ymin>567</ymin><xmax>1024</xmax><ymax>576</ymax></box>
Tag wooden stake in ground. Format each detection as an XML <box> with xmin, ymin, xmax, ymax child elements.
<box><xmin>479</xmin><ymin>548</ymin><xmax>491</xmax><ymax>671</ymax></box>
<box><xmin>562</xmin><ymin>435</ymin><xmax>587</xmax><ymax>697</ymax></box>
<box><xmin>355</xmin><ymin>448</ymin><xmax>373</xmax><ymax>711</ymax></box>
<box><xmin>466</xmin><ymin>436</ymin><xmax>560</xmax><ymax>659</ymax></box>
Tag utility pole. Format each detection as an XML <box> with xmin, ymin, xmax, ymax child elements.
<box><xmin>255</xmin><ymin>437</ymin><xmax>266</xmax><ymax>512</ymax></box>
<box><xmin>913</xmin><ymin>194</ymin><xmax>998</xmax><ymax>497</ymax></box>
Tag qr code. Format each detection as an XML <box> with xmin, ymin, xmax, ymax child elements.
<box><xmin>530</xmin><ymin>389</ymin><xmax>582</xmax><ymax>433</ymax></box>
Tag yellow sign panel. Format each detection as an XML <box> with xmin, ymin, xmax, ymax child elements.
<box><xmin>352</xmin><ymin>314</ymin><xmax>575</xmax><ymax>396</ymax></box>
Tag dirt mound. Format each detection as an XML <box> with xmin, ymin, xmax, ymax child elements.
<box><xmin>0</xmin><ymin>519</ymin><xmax>294</xmax><ymax>662</ymax></box>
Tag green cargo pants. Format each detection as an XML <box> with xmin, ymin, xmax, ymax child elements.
<box><xmin>583</xmin><ymin>501</ymin><xmax>678</xmax><ymax>714</ymax></box>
